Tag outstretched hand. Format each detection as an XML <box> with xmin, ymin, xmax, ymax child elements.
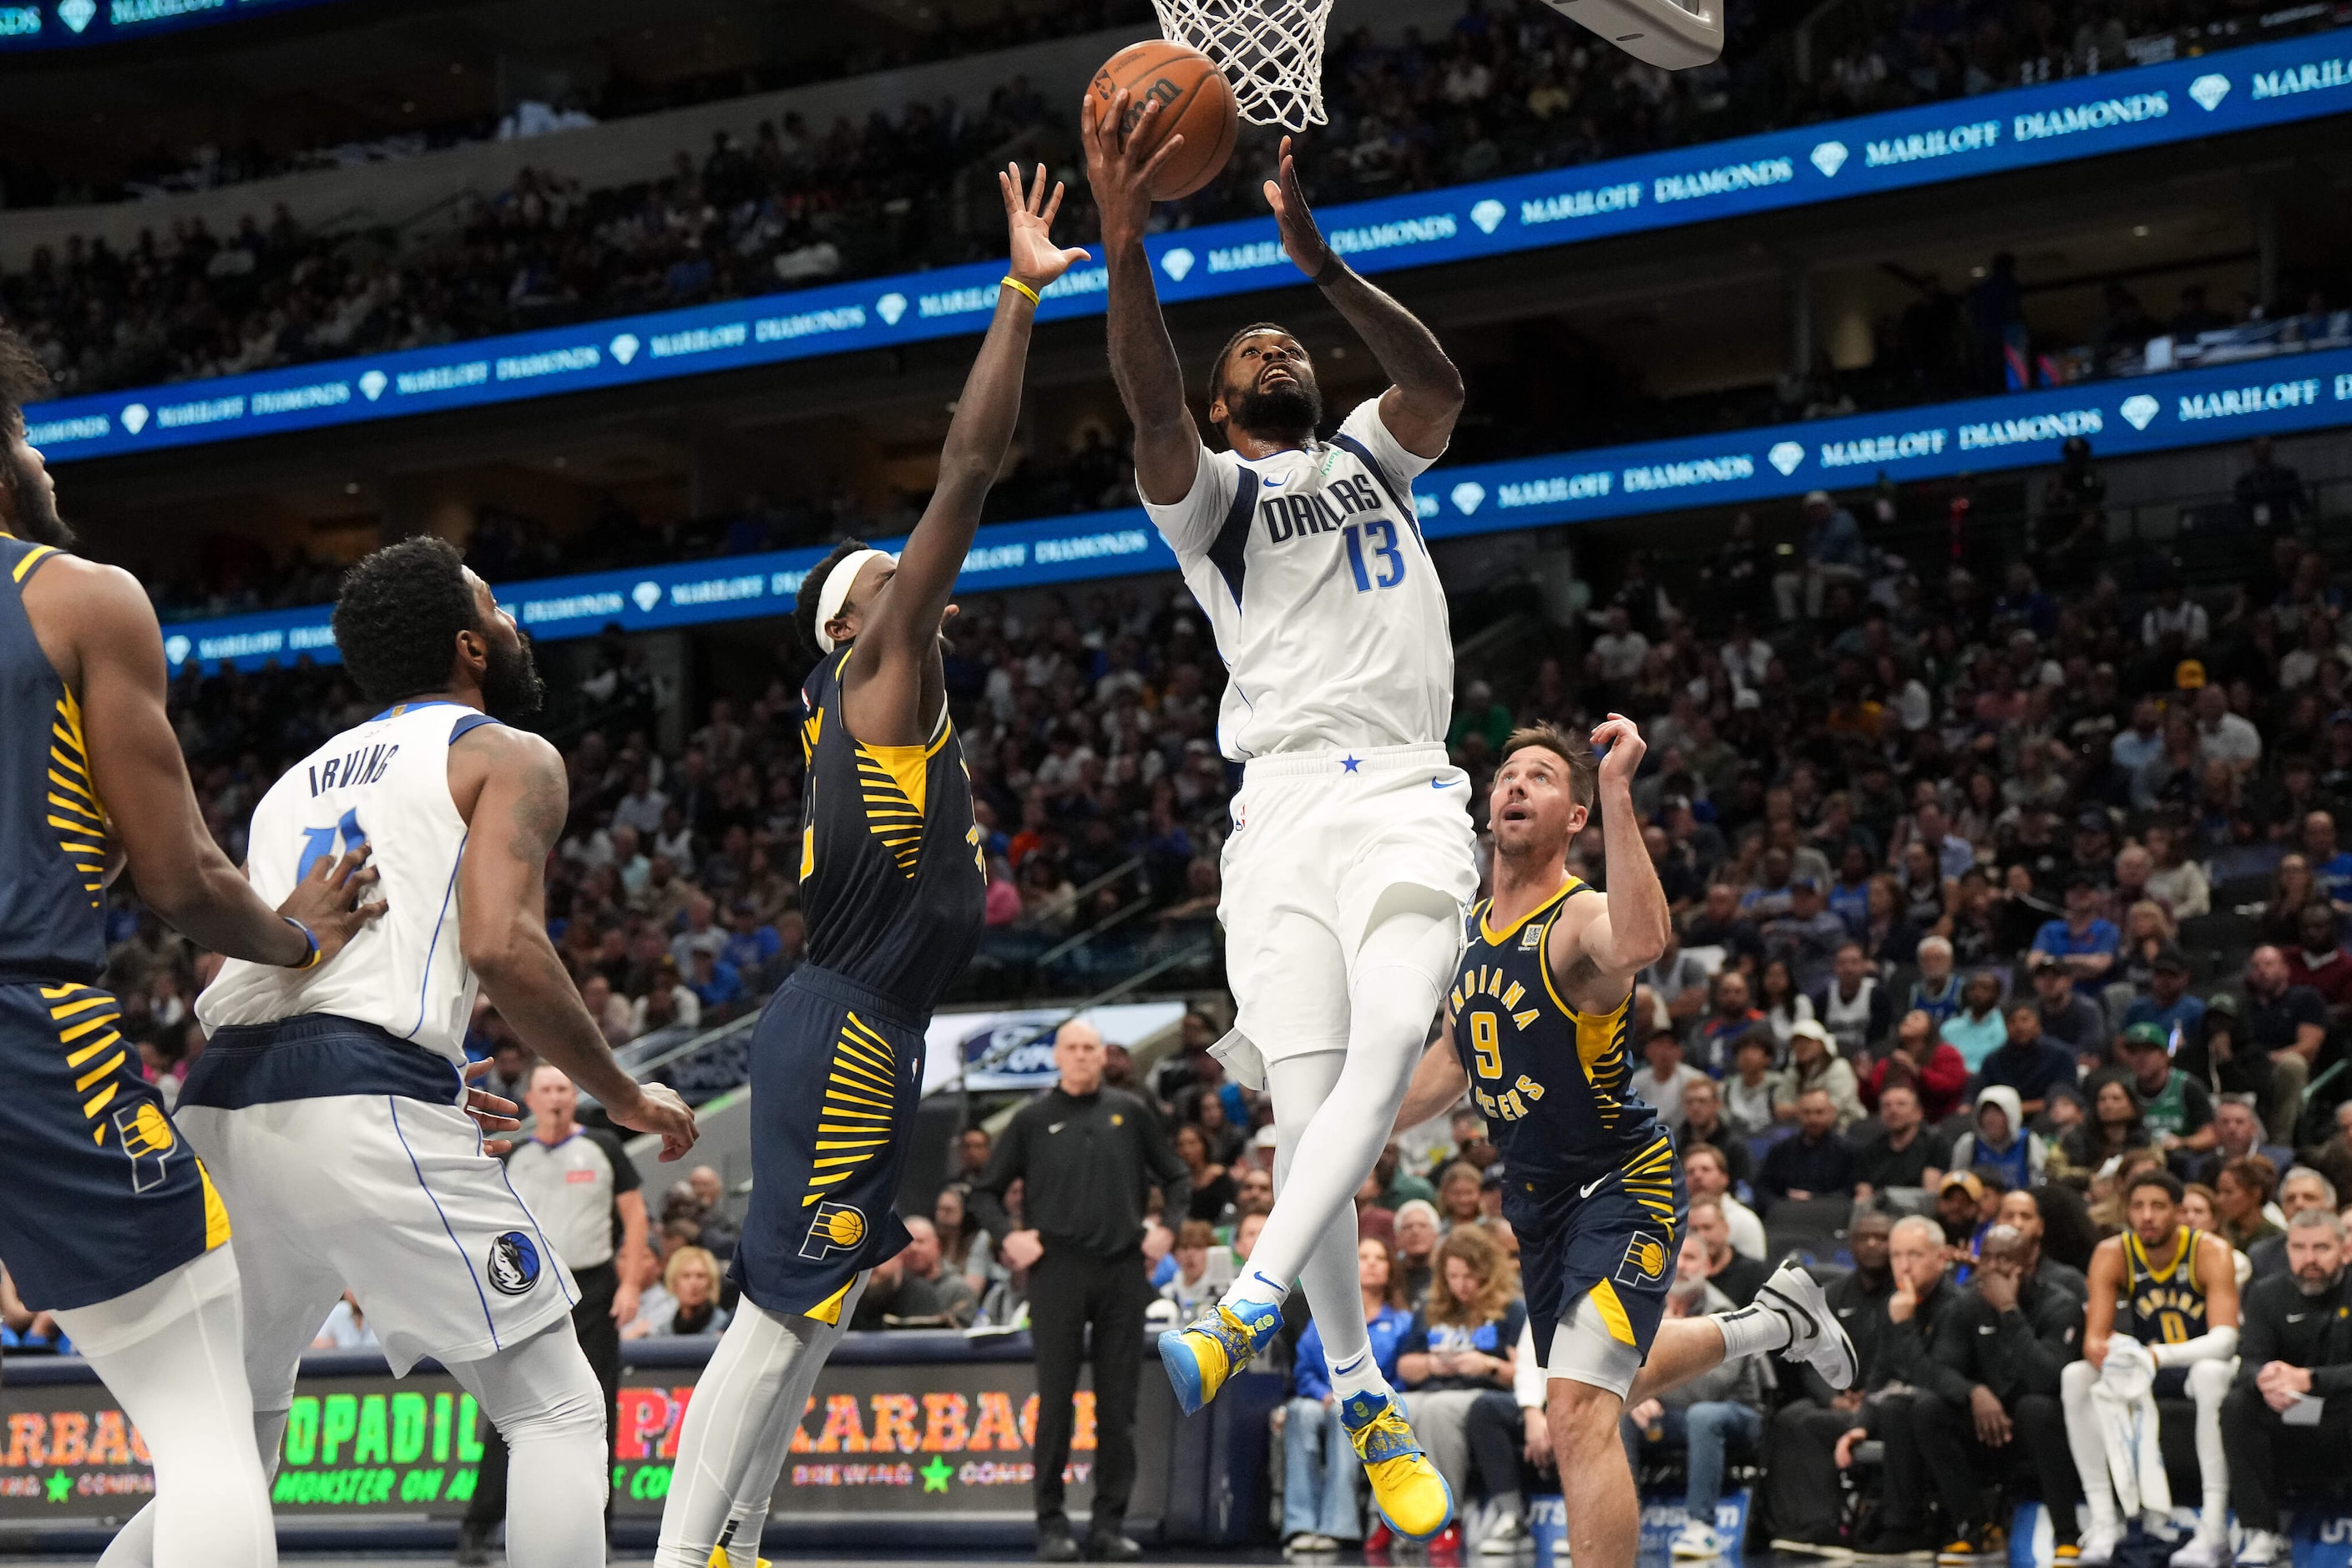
<box><xmin>999</xmin><ymin>163</ymin><xmax>1090</xmax><ymax>293</ymax></box>
<box><xmin>1080</xmin><ymin>89</ymin><xmax>1185</xmax><ymax>252</ymax></box>
<box><xmin>1261</xmin><ymin>135</ymin><xmax>1333</xmax><ymax>280</ymax></box>
<box><xmin>1589</xmin><ymin>712</ymin><xmax>1646</xmax><ymax>793</ymax></box>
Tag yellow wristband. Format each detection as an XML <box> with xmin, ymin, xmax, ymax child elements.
<box><xmin>1000</xmin><ymin>276</ymin><xmax>1041</xmax><ymax>307</ymax></box>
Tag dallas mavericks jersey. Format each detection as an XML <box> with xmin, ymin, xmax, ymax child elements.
<box><xmin>0</xmin><ymin>536</ymin><xmax>109</xmax><ymax>983</ymax></box>
<box><xmin>2120</xmin><ymin>1225</ymin><xmax>2210</xmax><ymax>1347</ymax></box>
<box><xmin>1141</xmin><ymin>400</ymin><xmax>1452</xmax><ymax>761</ymax></box>
<box><xmin>1447</xmin><ymin>878</ymin><xmax>1675</xmax><ymax>1207</ymax></box>
<box><xmin>198</xmin><ymin>701</ymin><xmax>501</xmax><ymax>1067</ymax></box>
<box><xmin>797</xmin><ymin>647</ymin><xmax>984</xmax><ymax>1014</ymax></box>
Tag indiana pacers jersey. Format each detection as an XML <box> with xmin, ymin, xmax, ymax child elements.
<box><xmin>1141</xmin><ymin>400</ymin><xmax>1452</xmax><ymax>761</ymax></box>
<box><xmin>199</xmin><ymin>701</ymin><xmax>503</xmax><ymax>1069</ymax></box>
<box><xmin>796</xmin><ymin>645</ymin><xmax>984</xmax><ymax>1014</ymax></box>
<box><xmin>0</xmin><ymin>534</ymin><xmax>226</xmax><ymax>1311</ymax></box>
<box><xmin>1451</xmin><ymin>875</ymin><xmax>1685</xmax><ymax>1367</ymax></box>
<box><xmin>2120</xmin><ymin>1226</ymin><xmax>2211</xmax><ymax>1348</ymax></box>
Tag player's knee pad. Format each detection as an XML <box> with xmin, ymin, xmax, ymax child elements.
<box><xmin>1546</xmin><ymin>1290</ymin><xmax>1643</xmax><ymax>1403</ymax></box>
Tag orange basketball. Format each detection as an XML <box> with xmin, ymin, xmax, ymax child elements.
<box><xmin>1087</xmin><ymin>39</ymin><xmax>1239</xmax><ymax>200</ymax></box>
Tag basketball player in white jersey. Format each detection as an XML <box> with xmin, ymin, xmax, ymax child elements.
<box><xmin>1087</xmin><ymin>102</ymin><xmax>1469</xmax><ymax>1537</ymax></box>
<box><xmin>98</xmin><ymin>536</ymin><xmax>698</xmax><ymax>1568</ymax></box>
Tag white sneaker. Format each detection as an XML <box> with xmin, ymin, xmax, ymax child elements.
<box><xmin>2076</xmin><ymin>1523</ymin><xmax>2124</xmax><ymax>1566</ymax></box>
<box><xmin>1672</xmin><ymin>1520</ymin><xmax>1725</xmax><ymax>1560</ymax></box>
<box><xmin>2171</xmin><ymin>1533</ymin><xmax>2231</xmax><ymax>1568</ymax></box>
<box><xmin>1757</xmin><ymin>1260</ymin><xmax>1859</xmax><ymax>1389</ymax></box>
<box><xmin>1478</xmin><ymin>1515</ymin><xmax>1530</xmax><ymax>1556</ymax></box>
<box><xmin>2235</xmin><ymin>1530</ymin><xmax>2289</xmax><ymax>1567</ymax></box>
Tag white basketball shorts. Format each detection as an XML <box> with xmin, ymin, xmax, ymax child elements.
<box><xmin>175</xmin><ymin>1090</ymin><xmax>578</xmax><ymax>1399</ymax></box>
<box><xmin>1212</xmin><ymin>741</ymin><xmax>1477</xmax><ymax>1086</ymax></box>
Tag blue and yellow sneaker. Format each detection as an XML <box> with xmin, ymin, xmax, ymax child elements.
<box><xmin>1341</xmin><ymin>1390</ymin><xmax>1454</xmax><ymax>1543</ymax></box>
<box><xmin>1157</xmin><ymin>1297</ymin><xmax>1282</xmax><ymax>1414</ymax></box>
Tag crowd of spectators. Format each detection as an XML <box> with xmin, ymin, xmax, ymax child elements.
<box><xmin>5</xmin><ymin>0</ymin><xmax>2338</xmax><ymax>403</ymax></box>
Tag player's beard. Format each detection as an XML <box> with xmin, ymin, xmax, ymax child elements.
<box><xmin>481</xmin><ymin>626</ymin><xmax>546</xmax><ymax>721</ymax></box>
<box><xmin>1227</xmin><ymin>377</ymin><xmax>1323</xmax><ymax>439</ymax></box>
<box><xmin>0</xmin><ymin>442</ymin><xmax>73</xmax><ymax>548</ymax></box>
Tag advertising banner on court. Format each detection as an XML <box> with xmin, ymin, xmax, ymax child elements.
<box><xmin>23</xmin><ymin>30</ymin><xmax>2352</xmax><ymax>465</ymax></box>
<box><xmin>0</xmin><ymin>1341</ymin><xmax>1171</xmax><ymax>1530</ymax></box>
<box><xmin>926</xmin><ymin>1001</ymin><xmax>1190</xmax><ymax>1095</ymax></box>
<box><xmin>152</xmin><ymin>343</ymin><xmax>2352</xmax><ymax>674</ymax></box>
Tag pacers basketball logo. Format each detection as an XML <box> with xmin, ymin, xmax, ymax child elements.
<box><xmin>802</xmin><ymin>1201</ymin><xmax>867</xmax><ymax>1262</ymax></box>
<box><xmin>112</xmin><ymin>1101</ymin><xmax>178</xmax><ymax>1194</ymax></box>
<box><xmin>487</xmin><ymin>1231</ymin><xmax>542</xmax><ymax>1296</ymax></box>
<box><xmin>1615</xmin><ymin>1232</ymin><xmax>1669</xmax><ymax>1286</ymax></box>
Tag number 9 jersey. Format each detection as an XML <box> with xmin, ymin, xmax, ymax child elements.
<box><xmin>1142</xmin><ymin>399</ymin><xmax>1453</xmax><ymax>761</ymax></box>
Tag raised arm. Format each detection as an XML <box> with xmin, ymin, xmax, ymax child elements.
<box><xmin>1550</xmin><ymin>716</ymin><xmax>1672</xmax><ymax>1011</ymax></box>
<box><xmin>1082</xmin><ymin>90</ymin><xmax>1201</xmax><ymax>505</ymax></box>
<box><xmin>846</xmin><ymin>164</ymin><xmax>1088</xmax><ymax>745</ymax></box>
<box><xmin>1262</xmin><ymin>136</ymin><xmax>1464</xmax><ymax>458</ymax></box>
<box><xmin>451</xmin><ymin>725</ymin><xmax>695</xmax><ymax>1161</ymax></box>
<box><xmin>28</xmin><ymin>554</ymin><xmax>377</xmax><ymax>967</ymax></box>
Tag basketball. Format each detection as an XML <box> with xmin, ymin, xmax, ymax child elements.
<box><xmin>1086</xmin><ymin>39</ymin><xmax>1238</xmax><ymax>200</ymax></box>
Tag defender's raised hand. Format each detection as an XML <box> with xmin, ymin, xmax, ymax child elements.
<box><xmin>1262</xmin><ymin>135</ymin><xmax>1334</xmax><ymax>280</ymax></box>
<box><xmin>998</xmin><ymin>162</ymin><xmax>1090</xmax><ymax>294</ymax></box>
<box><xmin>1081</xmin><ymin>89</ymin><xmax>1185</xmax><ymax>251</ymax></box>
<box><xmin>1589</xmin><ymin>712</ymin><xmax>1647</xmax><ymax>792</ymax></box>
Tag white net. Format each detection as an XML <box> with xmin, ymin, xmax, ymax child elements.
<box><xmin>1151</xmin><ymin>0</ymin><xmax>1337</xmax><ymax>131</ymax></box>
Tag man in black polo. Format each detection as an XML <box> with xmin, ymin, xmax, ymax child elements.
<box><xmin>969</xmin><ymin>1021</ymin><xmax>1190</xmax><ymax>1562</ymax></box>
<box><xmin>457</xmin><ymin>1063</ymin><xmax>649</xmax><ymax>1565</ymax></box>
<box><xmin>2219</xmin><ymin>1207</ymin><xmax>2352</xmax><ymax>1567</ymax></box>
<box><xmin>1852</xmin><ymin>1083</ymin><xmax>1948</xmax><ymax>1205</ymax></box>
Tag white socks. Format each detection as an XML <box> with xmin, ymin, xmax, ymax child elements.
<box><xmin>445</xmin><ymin>1323</ymin><xmax>611</xmax><ymax>1568</ymax></box>
<box><xmin>655</xmin><ymin>1279</ymin><xmax>865</xmax><ymax>1568</ymax></box>
<box><xmin>1715</xmin><ymin>1301</ymin><xmax>1794</xmax><ymax>1362</ymax></box>
<box><xmin>60</xmin><ymin>1250</ymin><xmax>276</xmax><ymax>1568</ymax></box>
<box><xmin>2063</xmin><ymin>1358</ymin><xmax>2122</xmax><ymax>1534</ymax></box>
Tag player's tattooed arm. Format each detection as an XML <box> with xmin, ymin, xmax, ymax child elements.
<box><xmin>1262</xmin><ymin>135</ymin><xmax>1463</xmax><ymax>459</ymax></box>
<box><xmin>453</xmin><ymin>727</ymin><xmax>698</xmax><ymax>1161</ymax></box>
<box><xmin>1084</xmin><ymin>89</ymin><xmax>1201</xmax><ymax>505</ymax></box>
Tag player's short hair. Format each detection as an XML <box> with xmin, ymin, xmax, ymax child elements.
<box><xmin>1207</xmin><ymin>321</ymin><xmax>1295</xmax><ymax>403</ymax></box>
<box><xmin>793</xmin><ymin>536</ymin><xmax>872</xmax><ymax>662</ymax></box>
<box><xmin>332</xmin><ymin>536</ymin><xmax>482</xmax><ymax>706</ymax></box>
<box><xmin>2126</xmin><ymin>1166</ymin><xmax>2185</xmax><ymax>1205</ymax></box>
<box><xmin>1500</xmin><ymin>724</ymin><xmax>1599</xmax><ymax>808</ymax></box>
<box><xmin>0</xmin><ymin>323</ymin><xmax>49</xmax><ymax>436</ymax></box>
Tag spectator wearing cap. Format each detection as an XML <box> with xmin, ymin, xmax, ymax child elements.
<box><xmin>1757</xmin><ymin>1085</ymin><xmax>1859</xmax><ymax>1204</ymax></box>
<box><xmin>1978</xmin><ymin>1005</ymin><xmax>2077</xmax><ymax>1120</ymax></box>
<box><xmin>2247</xmin><ymin>1167</ymin><xmax>2337</xmax><ymax>1282</ymax></box>
<box><xmin>2031</xmin><ymin>874</ymin><xmax>2121</xmax><ymax>983</ymax></box>
<box><xmin>1631</xmin><ymin>1028</ymin><xmax>1707</xmax><ymax>1136</ymax></box>
<box><xmin>2029</xmin><ymin>954</ymin><xmax>2108</xmax><ymax>1062</ymax></box>
<box><xmin>2116</xmin><ymin>1022</ymin><xmax>2216</xmax><ymax>1157</ymax></box>
<box><xmin>1767</xmin><ymin>878</ymin><xmax>1851</xmax><ymax>996</ymax></box>
<box><xmin>1775</xmin><ymin>489</ymin><xmax>1869</xmax><ymax>622</ymax></box>
<box><xmin>1865</xmin><ymin>1008</ymin><xmax>1969</xmax><ymax>1124</ymax></box>
<box><xmin>2243</xmin><ymin>945</ymin><xmax>2326</xmax><ymax>1143</ymax></box>
<box><xmin>2285</xmin><ymin>903</ymin><xmax>2352</xmax><ymax>1014</ymax></box>
<box><xmin>1781</xmin><ymin>1018</ymin><xmax>1867</xmax><ymax>1130</ymax></box>
<box><xmin>2120</xmin><ymin>944</ymin><xmax>2208</xmax><ymax>1044</ymax></box>
<box><xmin>1813</xmin><ymin>940</ymin><xmax>1893</xmax><ymax>1059</ymax></box>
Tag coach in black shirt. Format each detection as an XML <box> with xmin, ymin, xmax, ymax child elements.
<box><xmin>969</xmin><ymin>1021</ymin><xmax>1189</xmax><ymax>1562</ymax></box>
<box><xmin>2221</xmin><ymin>1207</ymin><xmax>2352</xmax><ymax>1555</ymax></box>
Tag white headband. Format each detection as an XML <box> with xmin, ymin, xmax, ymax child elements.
<box><xmin>813</xmin><ymin>549</ymin><xmax>895</xmax><ymax>654</ymax></box>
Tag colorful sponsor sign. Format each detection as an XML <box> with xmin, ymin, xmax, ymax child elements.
<box><xmin>0</xmin><ymin>0</ymin><xmax>346</xmax><ymax>50</ymax></box>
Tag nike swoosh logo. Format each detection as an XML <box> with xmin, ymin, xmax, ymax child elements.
<box><xmin>2288</xmin><ymin>1313</ymin><xmax>2311</xmax><ymax>1322</ymax></box>
<box><xmin>1262</xmin><ymin>476</ymin><xmax>1284</xmax><ymax>487</ymax></box>
<box><xmin>1579</xmin><ymin>1175</ymin><xmax>1609</xmax><ymax>1198</ymax></box>
<box><xmin>1048</xmin><ymin>1122</ymin><xmax>1066</xmax><ymax>1134</ymax></box>
<box><xmin>1433</xmin><ymin>778</ymin><xmax>1449</xmax><ymax>788</ymax></box>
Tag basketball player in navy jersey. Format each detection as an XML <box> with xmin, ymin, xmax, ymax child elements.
<box><xmin>654</xmin><ymin>165</ymin><xmax>1090</xmax><ymax>1568</ymax></box>
<box><xmin>1394</xmin><ymin>720</ymin><xmax>1855</xmax><ymax>1568</ymax></box>
<box><xmin>0</xmin><ymin>326</ymin><xmax>381</xmax><ymax>1565</ymax></box>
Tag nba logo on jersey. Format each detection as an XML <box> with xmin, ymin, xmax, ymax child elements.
<box><xmin>1615</xmin><ymin>1232</ymin><xmax>1669</xmax><ymax>1286</ymax></box>
<box><xmin>487</xmin><ymin>1231</ymin><xmax>542</xmax><ymax>1296</ymax></box>
<box><xmin>112</xmin><ymin>1102</ymin><xmax>179</xmax><ymax>1194</ymax></box>
<box><xmin>801</xmin><ymin>1201</ymin><xmax>867</xmax><ymax>1261</ymax></box>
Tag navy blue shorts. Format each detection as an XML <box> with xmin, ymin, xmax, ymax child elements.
<box><xmin>730</xmin><ymin>965</ymin><xmax>927</xmax><ymax>1323</ymax></box>
<box><xmin>1505</xmin><ymin>1141</ymin><xmax>1688</xmax><ymax>1367</ymax></box>
<box><xmin>0</xmin><ymin>980</ymin><xmax>224</xmax><ymax>1311</ymax></box>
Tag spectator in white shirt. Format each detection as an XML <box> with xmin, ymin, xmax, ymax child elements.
<box><xmin>610</xmin><ymin>769</ymin><xmax>669</xmax><ymax>836</ymax></box>
<box><xmin>1591</xmin><ymin>606</ymin><xmax>1651</xmax><ymax>685</ymax></box>
<box><xmin>2195</xmin><ymin>685</ymin><xmax>2263</xmax><ymax>773</ymax></box>
<box><xmin>1631</xmin><ymin>1028</ymin><xmax>1707</xmax><ymax>1135</ymax></box>
<box><xmin>2142</xmin><ymin>582</ymin><xmax>2209</xmax><ymax>648</ymax></box>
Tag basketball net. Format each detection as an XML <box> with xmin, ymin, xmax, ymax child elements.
<box><xmin>1151</xmin><ymin>0</ymin><xmax>1336</xmax><ymax>130</ymax></box>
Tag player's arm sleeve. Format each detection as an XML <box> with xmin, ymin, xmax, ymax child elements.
<box><xmin>1338</xmin><ymin>397</ymin><xmax>1446</xmax><ymax>487</ymax></box>
<box><xmin>1139</xmin><ymin>445</ymin><xmax>1242</xmax><ymax>558</ymax></box>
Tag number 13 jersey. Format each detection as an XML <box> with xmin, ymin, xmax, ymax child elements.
<box><xmin>199</xmin><ymin>701</ymin><xmax>498</xmax><ymax>1069</ymax></box>
<box><xmin>1143</xmin><ymin>400</ymin><xmax>1453</xmax><ymax>761</ymax></box>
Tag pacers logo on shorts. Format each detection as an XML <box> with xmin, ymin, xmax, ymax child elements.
<box><xmin>801</xmin><ymin>1201</ymin><xmax>867</xmax><ymax>1262</ymax></box>
<box><xmin>1614</xmin><ymin>1232</ymin><xmax>1669</xmax><ymax>1287</ymax></box>
<box><xmin>113</xmin><ymin>1101</ymin><xmax>178</xmax><ymax>1194</ymax></box>
<box><xmin>487</xmin><ymin>1232</ymin><xmax>542</xmax><ymax>1297</ymax></box>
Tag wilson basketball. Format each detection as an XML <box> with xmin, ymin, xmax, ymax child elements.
<box><xmin>1087</xmin><ymin>39</ymin><xmax>1239</xmax><ymax>200</ymax></box>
